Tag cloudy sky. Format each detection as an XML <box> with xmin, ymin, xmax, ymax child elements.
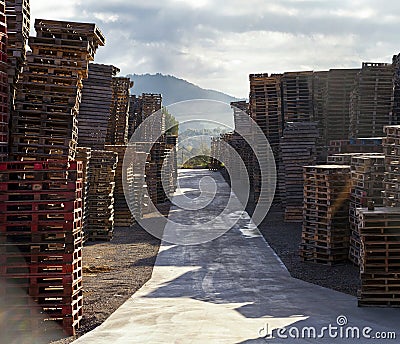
<box><xmin>31</xmin><ymin>0</ymin><xmax>400</xmax><ymax>98</ymax></box>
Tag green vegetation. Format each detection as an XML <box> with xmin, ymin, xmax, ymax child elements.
<box><xmin>182</xmin><ymin>155</ymin><xmax>210</xmax><ymax>169</ymax></box>
<box><xmin>163</xmin><ymin>107</ymin><xmax>179</xmax><ymax>136</ymax></box>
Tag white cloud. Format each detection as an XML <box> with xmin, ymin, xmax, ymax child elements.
<box><xmin>29</xmin><ymin>0</ymin><xmax>400</xmax><ymax>98</ymax></box>
<box><xmin>93</xmin><ymin>13</ymin><xmax>119</xmax><ymax>23</ymax></box>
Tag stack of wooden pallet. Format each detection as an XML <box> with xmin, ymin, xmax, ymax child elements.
<box><xmin>349</xmin><ymin>63</ymin><xmax>395</xmax><ymax>138</ymax></box>
<box><xmin>392</xmin><ymin>53</ymin><xmax>400</xmax><ymax>124</ymax></box>
<box><xmin>0</xmin><ymin>161</ymin><xmax>84</xmax><ymax>337</ymax></box>
<box><xmin>162</xmin><ymin>149</ymin><xmax>177</xmax><ymax>198</ymax></box>
<box><xmin>125</xmin><ymin>143</ymin><xmax>148</xmax><ymax>217</ymax></box>
<box><xmin>357</xmin><ymin>207</ymin><xmax>400</xmax><ymax>307</ymax></box>
<box><xmin>221</xmin><ymin>131</ymin><xmax>250</xmax><ymax>183</ymax></box>
<box><xmin>249</xmin><ymin>73</ymin><xmax>282</xmax><ymax>203</ymax></box>
<box><xmin>327</xmin><ymin>152</ymin><xmax>368</xmax><ymax>165</ymax></box>
<box><xmin>5</xmin><ymin>0</ymin><xmax>30</xmax><ymax>105</ymax></box>
<box><xmin>76</xmin><ymin>147</ymin><xmax>91</xmax><ymax>234</ymax></box>
<box><xmin>249</xmin><ymin>73</ymin><xmax>282</xmax><ymax>147</ymax></box>
<box><xmin>328</xmin><ymin>138</ymin><xmax>383</xmax><ymax>156</ymax></box>
<box><xmin>281</xmin><ymin>71</ymin><xmax>314</xmax><ymax>123</ymax></box>
<box><xmin>142</xmin><ymin>93</ymin><xmax>163</xmax><ymax>142</ymax></box>
<box><xmin>128</xmin><ymin>95</ymin><xmax>142</xmax><ymax>140</ymax></box>
<box><xmin>127</xmin><ymin>93</ymin><xmax>163</xmax><ymax>143</ymax></box>
<box><xmin>209</xmin><ymin>136</ymin><xmax>222</xmax><ymax>171</ymax></box>
<box><xmin>106</xmin><ymin>77</ymin><xmax>133</xmax><ymax>145</ymax></box>
<box><xmin>78</xmin><ymin>63</ymin><xmax>118</xmax><ymax>149</ymax></box>
<box><xmin>231</xmin><ymin>100</ymin><xmax>250</xmax><ymax>132</ymax></box>
<box><xmin>10</xmin><ymin>19</ymin><xmax>105</xmax><ymax>161</ymax></box>
<box><xmin>322</xmin><ymin>69</ymin><xmax>360</xmax><ymax>143</ymax></box>
<box><xmin>105</xmin><ymin>145</ymin><xmax>134</xmax><ymax>227</ymax></box>
<box><xmin>141</xmin><ymin>93</ymin><xmax>162</xmax><ymax>120</ymax></box>
<box><xmin>281</xmin><ymin>122</ymin><xmax>318</xmax><ymax>222</ymax></box>
<box><xmin>300</xmin><ymin>165</ymin><xmax>352</xmax><ymax>264</ymax></box>
<box><xmin>312</xmin><ymin>71</ymin><xmax>328</xmax><ymax>162</ymax></box>
<box><xmin>85</xmin><ymin>150</ymin><xmax>117</xmax><ymax>240</ymax></box>
<box><xmin>349</xmin><ymin>155</ymin><xmax>385</xmax><ymax>266</ymax></box>
<box><xmin>230</xmin><ymin>101</ymin><xmax>255</xmax><ymax>186</ymax></box>
<box><xmin>146</xmin><ymin>142</ymin><xmax>168</xmax><ymax>205</ymax></box>
<box><xmin>0</xmin><ymin>1</ymin><xmax>8</xmax><ymax>161</ymax></box>
<box><xmin>3</xmin><ymin>19</ymin><xmax>105</xmax><ymax>337</ymax></box>
<box><xmin>382</xmin><ymin>125</ymin><xmax>400</xmax><ymax>207</ymax></box>
<box><xmin>165</xmin><ymin>134</ymin><xmax>178</xmax><ymax>194</ymax></box>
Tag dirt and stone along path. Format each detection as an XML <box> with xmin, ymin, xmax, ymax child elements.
<box><xmin>73</xmin><ymin>169</ymin><xmax>399</xmax><ymax>343</ymax></box>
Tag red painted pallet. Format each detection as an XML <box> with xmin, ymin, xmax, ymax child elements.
<box><xmin>0</xmin><ymin>258</ymin><xmax>82</xmax><ymax>275</ymax></box>
<box><xmin>0</xmin><ymin>208</ymin><xmax>82</xmax><ymax>223</ymax></box>
<box><xmin>0</xmin><ymin>180</ymin><xmax>82</xmax><ymax>194</ymax></box>
<box><xmin>0</xmin><ymin>219</ymin><xmax>82</xmax><ymax>234</ymax></box>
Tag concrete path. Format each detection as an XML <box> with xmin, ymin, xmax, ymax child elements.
<box><xmin>74</xmin><ymin>170</ymin><xmax>399</xmax><ymax>343</ymax></box>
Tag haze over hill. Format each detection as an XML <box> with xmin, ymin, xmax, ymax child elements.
<box><xmin>127</xmin><ymin>73</ymin><xmax>242</xmax><ymax>106</ymax></box>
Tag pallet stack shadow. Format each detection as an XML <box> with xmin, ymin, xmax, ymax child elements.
<box><xmin>3</xmin><ymin>19</ymin><xmax>105</xmax><ymax>336</ymax></box>
<box><xmin>300</xmin><ymin>165</ymin><xmax>352</xmax><ymax>264</ymax></box>
<box><xmin>0</xmin><ymin>1</ymin><xmax>8</xmax><ymax>161</ymax></box>
<box><xmin>281</xmin><ymin>122</ymin><xmax>318</xmax><ymax>222</ymax></box>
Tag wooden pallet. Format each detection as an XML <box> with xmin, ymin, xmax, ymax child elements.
<box><xmin>85</xmin><ymin>150</ymin><xmax>117</xmax><ymax>240</ymax></box>
<box><xmin>357</xmin><ymin>207</ymin><xmax>400</xmax><ymax>307</ymax></box>
<box><xmin>281</xmin><ymin>122</ymin><xmax>318</xmax><ymax>222</ymax></box>
<box><xmin>349</xmin><ymin>63</ymin><xmax>394</xmax><ymax>138</ymax></box>
<box><xmin>300</xmin><ymin>165</ymin><xmax>351</xmax><ymax>264</ymax></box>
<box><xmin>78</xmin><ymin>63</ymin><xmax>118</xmax><ymax>149</ymax></box>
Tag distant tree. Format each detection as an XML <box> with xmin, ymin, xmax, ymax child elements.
<box><xmin>163</xmin><ymin>107</ymin><xmax>179</xmax><ymax>136</ymax></box>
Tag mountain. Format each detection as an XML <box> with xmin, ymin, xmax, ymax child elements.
<box><xmin>126</xmin><ymin>73</ymin><xmax>241</xmax><ymax>106</ymax></box>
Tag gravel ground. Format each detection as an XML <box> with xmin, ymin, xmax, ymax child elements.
<box><xmin>257</xmin><ymin>203</ymin><xmax>361</xmax><ymax>296</ymax></box>
<box><xmin>50</xmin><ymin>224</ymin><xmax>161</xmax><ymax>344</ymax></box>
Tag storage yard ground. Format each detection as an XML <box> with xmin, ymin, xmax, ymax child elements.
<box><xmin>52</xmin><ymin>171</ymin><xmax>363</xmax><ymax>344</ymax></box>
<box><xmin>66</xmin><ymin>170</ymin><xmax>399</xmax><ymax>344</ymax></box>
